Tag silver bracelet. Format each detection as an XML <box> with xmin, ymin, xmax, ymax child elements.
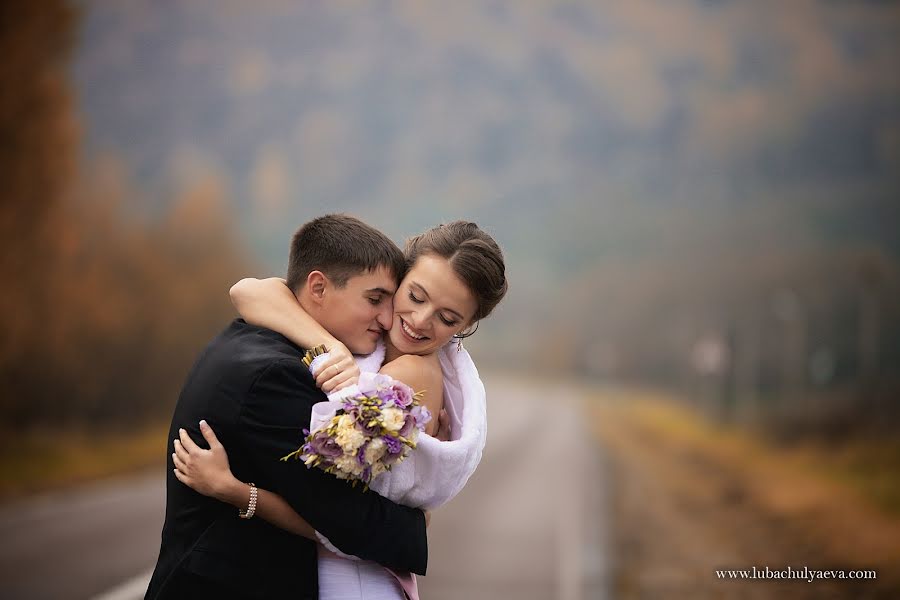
<box><xmin>239</xmin><ymin>483</ymin><xmax>257</xmax><ymax>519</ymax></box>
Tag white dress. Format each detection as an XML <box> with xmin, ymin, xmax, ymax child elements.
<box><xmin>308</xmin><ymin>341</ymin><xmax>487</xmax><ymax>600</ymax></box>
<box><xmin>317</xmin><ymin>546</ymin><xmax>406</xmax><ymax>600</ymax></box>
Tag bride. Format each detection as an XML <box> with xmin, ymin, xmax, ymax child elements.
<box><xmin>172</xmin><ymin>221</ymin><xmax>507</xmax><ymax>599</ymax></box>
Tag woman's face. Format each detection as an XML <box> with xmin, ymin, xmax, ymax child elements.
<box><xmin>388</xmin><ymin>254</ymin><xmax>478</xmax><ymax>356</ymax></box>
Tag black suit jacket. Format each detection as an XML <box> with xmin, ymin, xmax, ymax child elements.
<box><xmin>145</xmin><ymin>320</ymin><xmax>427</xmax><ymax>600</ymax></box>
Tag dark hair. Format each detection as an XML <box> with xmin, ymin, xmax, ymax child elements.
<box><xmin>404</xmin><ymin>221</ymin><xmax>507</xmax><ymax>323</ymax></box>
<box><xmin>286</xmin><ymin>214</ymin><xmax>405</xmax><ymax>292</ymax></box>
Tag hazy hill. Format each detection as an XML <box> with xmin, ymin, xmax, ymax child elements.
<box><xmin>69</xmin><ymin>1</ymin><xmax>900</xmax><ymax>402</ymax></box>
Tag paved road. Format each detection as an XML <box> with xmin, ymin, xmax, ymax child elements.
<box><xmin>418</xmin><ymin>375</ymin><xmax>609</xmax><ymax>600</ymax></box>
<box><xmin>0</xmin><ymin>375</ymin><xmax>609</xmax><ymax>599</ymax></box>
<box><xmin>0</xmin><ymin>470</ymin><xmax>165</xmax><ymax>600</ymax></box>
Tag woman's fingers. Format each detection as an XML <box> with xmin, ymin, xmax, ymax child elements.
<box><xmin>321</xmin><ymin>367</ymin><xmax>359</xmax><ymax>393</ymax></box>
<box><xmin>178</xmin><ymin>428</ymin><xmax>200</xmax><ymax>453</ymax></box>
<box><xmin>172</xmin><ymin>448</ymin><xmax>187</xmax><ymax>473</ymax></box>
<box><xmin>173</xmin><ymin>467</ymin><xmax>190</xmax><ymax>485</ymax></box>
<box><xmin>173</xmin><ymin>466</ymin><xmax>198</xmax><ymax>491</ymax></box>
<box><xmin>330</xmin><ymin>374</ymin><xmax>359</xmax><ymax>392</ymax></box>
<box><xmin>313</xmin><ymin>341</ymin><xmax>357</xmax><ymax>388</ymax></box>
<box><xmin>198</xmin><ymin>419</ymin><xmax>221</xmax><ymax>449</ymax></box>
<box><xmin>313</xmin><ymin>355</ymin><xmax>341</xmax><ymax>383</ymax></box>
<box><xmin>173</xmin><ymin>439</ymin><xmax>190</xmax><ymax>463</ymax></box>
<box><xmin>436</xmin><ymin>409</ymin><xmax>451</xmax><ymax>441</ymax></box>
<box><xmin>318</xmin><ymin>366</ymin><xmax>354</xmax><ymax>390</ymax></box>
<box><xmin>315</xmin><ymin>358</ymin><xmax>354</xmax><ymax>387</ymax></box>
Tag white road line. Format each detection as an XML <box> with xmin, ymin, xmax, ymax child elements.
<box><xmin>90</xmin><ymin>568</ymin><xmax>153</xmax><ymax>600</ymax></box>
<box><xmin>557</xmin><ymin>391</ymin><xmax>584</xmax><ymax>600</ymax></box>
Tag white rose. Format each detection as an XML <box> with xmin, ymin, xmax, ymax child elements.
<box><xmin>335</xmin><ymin>422</ymin><xmax>366</xmax><ymax>453</ymax></box>
<box><xmin>364</xmin><ymin>438</ymin><xmax>387</xmax><ymax>464</ymax></box>
<box><xmin>335</xmin><ymin>454</ymin><xmax>364</xmax><ymax>477</ymax></box>
<box><xmin>381</xmin><ymin>407</ymin><xmax>406</xmax><ymax>433</ymax></box>
<box><xmin>371</xmin><ymin>461</ymin><xmax>388</xmax><ymax>479</ymax></box>
<box><xmin>337</xmin><ymin>414</ymin><xmax>355</xmax><ymax>429</ymax></box>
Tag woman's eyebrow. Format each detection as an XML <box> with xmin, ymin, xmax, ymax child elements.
<box><xmin>411</xmin><ymin>282</ymin><xmax>464</xmax><ymax>320</ymax></box>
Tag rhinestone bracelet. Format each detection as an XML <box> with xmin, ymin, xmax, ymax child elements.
<box><xmin>239</xmin><ymin>483</ymin><xmax>257</xmax><ymax>519</ymax></box>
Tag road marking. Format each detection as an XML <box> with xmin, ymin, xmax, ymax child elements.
<box><xmin>556</xmin><ymin>386</ymin><xmax>611</xmax><ymax>600</ymax></box>
<box><xmin>90</xmin><ymin>568</ymin><xmax>153</xmax><ymax>600</ymax></box>
<box><xmin>556</xmin><ymin>391</ymin><xmax>584</xmax><ymax>600</ymax></box>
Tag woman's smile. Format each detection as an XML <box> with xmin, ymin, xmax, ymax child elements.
<box><xmin>399</xmin><ymin>317</ymin><xmax>429</xmax><ymax>342</ymax></box>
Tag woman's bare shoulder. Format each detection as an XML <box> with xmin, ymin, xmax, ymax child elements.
<box><xmin>380</xmin><ymin>353</ymin><xmax>442</xmax><ymax>393</ymax></box>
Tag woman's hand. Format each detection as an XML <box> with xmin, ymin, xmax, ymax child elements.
<box><xmin>313</xmin><ymin>340</ymin><xmax>360</xmax><ymax>393</ymax></box>
<box><xmin>173</xmin><ymin>420</ymin><xmax>242</xmax><ymax>505</ymax></box>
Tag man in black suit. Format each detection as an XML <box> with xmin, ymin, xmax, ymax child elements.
<box><xmin>145</xmin><ymin>215</ymin><xmax>426</xmax><ymax>600</ymax></box>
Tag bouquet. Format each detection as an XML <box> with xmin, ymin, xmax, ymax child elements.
<box><xmin>282</xmin><ymin>371</ymin><xmax>431</xmax><ymax>487</ymax></box>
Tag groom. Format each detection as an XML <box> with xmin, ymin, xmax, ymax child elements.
<box><xmin>145</xmin><ymin>214</ymin><xmax>427</xmax><ymax>600</ymax></box>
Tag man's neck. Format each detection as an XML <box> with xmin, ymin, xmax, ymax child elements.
<box><xmin>295</xmin><ymin>291</ymin><xmax>317</xmax><ymax>322</ymax></box>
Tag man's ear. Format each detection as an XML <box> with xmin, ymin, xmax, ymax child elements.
<box><xmin>306</xmin><ymin>271</ymin><xmax>328</xmax><ymax>304</ymax></box>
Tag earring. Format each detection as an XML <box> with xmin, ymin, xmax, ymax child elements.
<box><xmin>454</xmin><ymin>321</ymin><xmax>479</xmax><ymax>352</ymax></box>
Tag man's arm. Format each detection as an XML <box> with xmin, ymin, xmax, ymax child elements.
<box><xmin>239</xmin><ymin>358</ymin><xmax>428</xmax><ymax>575</ymax></box>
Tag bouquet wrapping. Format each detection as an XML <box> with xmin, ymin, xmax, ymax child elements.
<box><xmin>283</xmin><ymin>371</ymin><xmax>431</xmax><ymax>487</ymax></box>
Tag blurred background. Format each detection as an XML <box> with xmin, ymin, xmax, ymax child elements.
<box><xmin>1</xmin><ymin>1</ymin><xmax>899</xmax><ymax>598</ymax></box>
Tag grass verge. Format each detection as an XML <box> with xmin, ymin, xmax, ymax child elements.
<box><xmin>0</xmin><ymin>422</ymin><xmax>169</xmax><ymax>501</ymax></box>
<box><xmin>587</xmin><ymin>385</ymin><xmax>900</xmax><ymax>596</ymax></box>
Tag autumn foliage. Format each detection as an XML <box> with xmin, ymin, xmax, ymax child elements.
<box><xmin>0</xmin><ymin>1</ymin><xmax>253</xmax><ymax>428</ymax></box>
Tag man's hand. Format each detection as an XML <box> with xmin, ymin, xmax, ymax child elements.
<box><xmin>313</xmin><ymin>341</ymin><xmax>360</xmax><ymax>393</ymax></box>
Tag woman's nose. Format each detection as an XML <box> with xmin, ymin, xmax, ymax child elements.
<box><xmin>408</xmin><ymin>309</ymin><xmax>430</xmax><ymax>330</ymax></box>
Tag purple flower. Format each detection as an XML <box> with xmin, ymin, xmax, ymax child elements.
<box><xmin>307</xmin><ymin>430</ymin><xmax>343</xmax><ymax>459</ymax></box>
<box><xmin>377</xmin><ymin>387</ymin><xmax>399</xmax><ymax>406</ymax></box>
<box><xmin>358</xmin><ymin>372</ymin><xmax>391</xmax><ymax>396</ymax></box>
<box><xmin>399</xmin><ymin>414</ymin><xmax>416</xmax><ymax>437</ymax></box>
<box><xmin>393</xmin><ymin>383</ymin><xmax>414</xmax><ymax>408</ymax></box>
<box><xmin>355</xmin><ymin>410</ymin><xmax>381</xmax><ymax>436</ymax></box>
<box><xmin>410</xmin><ymin>405</ymin><xmax>432</xmax><ymax>429</ymax></box>
<box><xmin>383</xmin><ymin>434</ymin><xmax>403</xmax><ymax>455</ymax></box>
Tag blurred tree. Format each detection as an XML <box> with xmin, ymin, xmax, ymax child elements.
<box><xmin>0</xmin><ymin>0</ymin><xmax>78</xmax><ymax>422</ymax></box>
<box><xmin>1</xmin><ymin>1</ymin><xmax>254</xmax><ymax>429</ymax></box>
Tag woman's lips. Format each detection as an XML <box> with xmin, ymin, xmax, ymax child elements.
<box><xmin>400</xmin><ymin>318</ymin><xmax>428</xmax><ymax>342</ymax></box>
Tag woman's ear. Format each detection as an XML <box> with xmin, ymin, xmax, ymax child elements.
<box><xmin>306</xmin><ymin>271</ymin><xmax>328</xmax><ymax>303</ymax></box>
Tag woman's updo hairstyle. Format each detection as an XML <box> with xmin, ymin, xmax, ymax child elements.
<box><xmin>404</xmin><ymin>221</ymin><xmax>507</xmax><ymax>325</ymax></box>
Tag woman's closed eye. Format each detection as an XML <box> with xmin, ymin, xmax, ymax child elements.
<box><xmin>409</xmin><ymin>291</ymin><xmax>458</xmax><ymax>326</ymax></box>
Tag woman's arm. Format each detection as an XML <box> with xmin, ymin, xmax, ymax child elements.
<box><xmin>230</xmin><ymin>277</ymin><xmax>358</xmax><ymax>391</ymax></box>
<box><xmin>173</xmin><ymin>421</ymin><xmax>315</xmax><ymax>539</ymax></box>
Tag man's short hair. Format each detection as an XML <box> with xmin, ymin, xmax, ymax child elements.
<box><xmin>286</xmin><ymin>214</ymin><xmax>405</xmax><ymax>292</ymax></box>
